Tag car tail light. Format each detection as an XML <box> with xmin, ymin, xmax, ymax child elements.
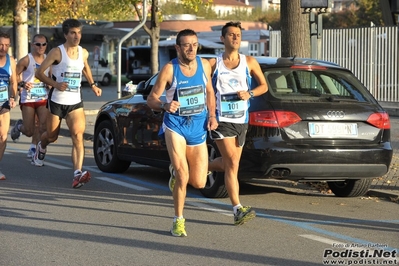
<box><xmin>249</xmin><ymin>111</ymin><xmax>302</xmax><ymax>128</ymax></box>
<box><xmin>366</xmin><ymin>112</ymin><xmax>390</xmax><ymax>129</ymax></box>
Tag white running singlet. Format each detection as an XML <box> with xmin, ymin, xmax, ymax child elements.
<box><xmin>50</xmin><ymin>45</ymin><xmax>84</xmax><ymax>105</ymax></box>
<box><xmin>20</xmin><ymin>53</ymin><xmax>48</xmax><ymax>103</ymax></box>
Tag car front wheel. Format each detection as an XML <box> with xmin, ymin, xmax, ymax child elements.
<box><xmin>101</xmin><ymin>73</ymin><xmax>112</xmax><ymax>86</ymax></box>
<box><xmin>199</xmin><ymin>142</ymin><xmax>229</xmax><ymax>198</ymax></box>
<box><xmin>94</xmin><ymin>120</ymin><xmax>131</xmax><ymax>173</ymax></box>
<box><xmin>327</xmin><ymin>179</ymin><xmax>372</xmax><ymax>197</ymax></box>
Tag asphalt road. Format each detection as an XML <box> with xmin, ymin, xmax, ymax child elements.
<box><xmin>1</xmin><ymin>89</ymin><xmax>398</xmax><ymax>265</ymax></box>
<box><xmin>1</xmin><ymin>84</ymin><xmax>398</xmax><ymax>266</ymax></box>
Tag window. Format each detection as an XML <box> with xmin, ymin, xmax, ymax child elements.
<box><xmin>248</xmin><ymin>43</ymin><xmax>258</xmax><ymax>56</ymax></box>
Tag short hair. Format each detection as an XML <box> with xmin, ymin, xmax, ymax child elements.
<box><xmin>32</xmin><ymin>34</ymin><xmax>48</xmax><ymax>43</ymax></box>
<box><xmin>0</xmin><ymin>32</ymin><xmax>11</xmax><ymax>40</ymax></box>
<box><xmin>221</xmin><ymin>21</ymin><xmax>242</xmax><ymax>37</ymax></box>
<box><xmin>62</xmin><ymin>19</ymin><xmax>83</xmax><ymax>35</ymax></box>
<box><xmin>176</xmin><ymin>29</ymin><xmax>197</xmax><ymax>45</ymax></box>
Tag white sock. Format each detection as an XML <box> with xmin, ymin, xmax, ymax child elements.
<box><xmin>173</xmin><ymin>216</ymin><xmax>183</xmax><ymax>222</ymax></box>
<box><xmin>74</xmin><ymin>170</ymin><xmax>82</xmax><ymax>175</ymax></box>
<box><xmin>233</xmin><ymin>204</ymin><xmax>242</xmax><ymax>215</ymax></box>
<box><xmin>30</xmin><ymin>144</ymin><xmax>36</xmax><ymax>149</ymax></box>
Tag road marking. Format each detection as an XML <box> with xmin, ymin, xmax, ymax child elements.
<box><xmin>300</xmin><ymin>234</ymin><xmax>346</xmax><ymax>245</ymax></box>
<box><xmin>96</xmin><ymin>176</ymin><xmax>151</xmax><ymax>191</ymax></box>
<box><xmin>85</xmin><ymin>166</ymin><xmax>102</xmax><ymax>173</ymax></box>
<box><xmin>186</xmin><ymin>200</ymin><xmax>232</xmax><ymax>216</ymax></box>
<box><xmin>299</xmin><ymin>234</ymin><xmax>372</xmax><ymax>251</ymax></box>
<box><xmin>31</xmin><ymin>160</ymin><xmax>70</xmax><ymax>169</ymax></box>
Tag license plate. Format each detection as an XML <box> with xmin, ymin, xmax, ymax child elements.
<box><xmin>309</xmin><ymin>122</ymin><xmax>358</xmax><ymax>137</ymax></box>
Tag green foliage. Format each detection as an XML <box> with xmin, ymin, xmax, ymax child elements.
<box><xmin>161</xmin><ymin>1</ymin><xmax>217</xmax><ymax>19</ymax></box>
<box><xmin>0</xmin><ymin>0</ymin><xmax>392</xmax><ymax>28</ymax></box>
<box><xmin>253</xmin><ymin>8</ymin><xmax>280</xmax><ymax>29</ymax></box>
<box><xmin>87</xmin><ymin>0</ymin><xmax>141</xmax><ymax>21</ymax></box>
<box><xmin>181</xmin><ymin>0</ymin><xmax>213</xmax><ymax>13</ymax></box>
<box><xmin>323</xmin><ymin>0</ymin><xmax>385</xmax><ymax>28</ymax></box>
<box><xmin>221</xmin><ymin>8</ymin><xmax>253</xmax><ymax>21</ymax></box>
<box><xmin>0</xmin><ymin>0</ymin><xmax>16</xmax><ymax>26</ymax></box>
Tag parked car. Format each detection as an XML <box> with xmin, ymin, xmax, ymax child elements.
<box><xmin>93</xmin><ymin>57</ymin><xmax>392</xmax><ymax>198</ymax></box>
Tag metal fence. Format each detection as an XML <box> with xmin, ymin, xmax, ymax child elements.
<box><xmin>269</xmin><ymin>26</ymin><xmax>399</xmax><ymax>103</ymax></box>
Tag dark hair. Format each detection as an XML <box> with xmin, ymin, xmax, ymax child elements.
<box><xmin>62</xmin><ymin>19</ymin><xmax>83</xmax><ymax>35</ymax></box>
<box><xmin>221</xmin><ymin>21</ymin><xmax>242</xmax><ymax>37</ymax></box>
<box><xmin>0</xmin><ymin>32</ymin><xmax>11</xmax><ymax>39</ymax></box>
<box><xmin>176</xmin><ymin>29</ymin><xmax>197</xmax><ymax>45</ymax></box>
<box><xmin>32</xmin><ymin>34</ymin><xmax>48</xmax><ymax>43</ymax></box>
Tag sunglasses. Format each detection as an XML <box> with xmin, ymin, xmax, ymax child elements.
<box><xmin>34</xmin><ymin>42</ymin><xmax>47</xmax><ymax>47</ymax></box>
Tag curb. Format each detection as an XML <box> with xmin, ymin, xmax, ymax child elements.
<box><xmin>366</xmin><ymin>189</ymin><xmax>399</xmax><ymax>199</ymax></box>
<box><xmin>84</xmin><ymin>109</ymin><xmax>99</xmax><ymax>116</ymax></box>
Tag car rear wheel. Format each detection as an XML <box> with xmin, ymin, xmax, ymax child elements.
<box><xmin>199</xmin><ymin>142</ymin><xmax>229</xmax><ymax>198</ymax></box>
<box><xmin>94</xmin><ymin>120</ymin><xmax>131</xmax><ymax>173</ymax></box>
<box><xmin>101</xmin><ymin>73</ymin><xmax>112</xmax><ymax>86</ymax></box>
<box><xmin>327</xmin><ymin>179</ymin><xmax>372</xmax><ymax>197</ymax></box>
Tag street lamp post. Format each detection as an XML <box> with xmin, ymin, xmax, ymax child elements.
<box><xmin>36</xmin><ymin>0</ymin><xmax>40</xmax><ymax>34</ymax></box>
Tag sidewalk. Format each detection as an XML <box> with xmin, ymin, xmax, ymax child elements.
<box><xmin>8</xmin><ymin>85</ymin><xmax>399</xmax><ymax>200</ymax></box>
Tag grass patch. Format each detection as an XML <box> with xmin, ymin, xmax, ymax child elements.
<box><xmin>112</xmin><ymin>75</ymin><xmax>130</xmax><ymax>84</ymax></box>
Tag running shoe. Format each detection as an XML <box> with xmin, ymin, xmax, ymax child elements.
<box><xmin>170</xmin><ymin>218</ymin><xmax>187</xmax><ymax>237</ymax></box>
<box><xmin>11</xmin><ymin>119</ymin><xmax>23</xmax><ymax>142</ymax></box>
<box><xmin>0</xmin><ymin>170</ymin><xmax>5</xmax><ymax>180</ymax></box>
<box><xmin>27</xmin><ymin>147</ymin><xmax>36</xmax><ymax>158</ymax></box>
<box><xmin>32</xmin><ymin>141</ymin><xmax>46</xmax><ymax>167</ymax></box>
<box><xmin>168</xmin><ymin>164</ymin><xmax>176</xmax><ymax>192</ymax></box>
<box><xmin>72</xmin><ymin>170</ymin><xmax>91</xmax><ymax>188</ymax></box>
<box><xmin>234</xmin><ymin>206</ymin><xmax>256</xmax><ymax>226</ymax></box>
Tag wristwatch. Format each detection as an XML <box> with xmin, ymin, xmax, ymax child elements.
<box><xmin>249</xmin><ymin>90</ymin><xmax>254</xmax><ymax>98</ymax></box>
<box><xmin>90</xmin><ymin>82</ymin><xmax>98</xmax><ymax>87</ymax></box>
<box><xmin>160</xmin><ymin>102</ymin><xmax>165</xmax><ymax>110</ymax></box>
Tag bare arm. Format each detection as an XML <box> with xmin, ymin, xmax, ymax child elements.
<box><xmin>9</xmin><ymin>56</ymin><xmax>18</xmax><ymax>107</ymax></box>
<box><xmin>16</xmin><ymin>55</ymin><xmax>31</xmax><ymax>91</ymax></box>
<box><xmin>237</xmin><ymin>56</ymin><xmax>268</xmax><ymax>101</ymax></box>
<box><xmin>15</xmin><ymin>55</ymin><xmax>28</xmax><ymax>77</ymax></box>
<box><xmin>247</xmin><ymin>56</ymin><xmax>268</xmax><ymax>96</ymax></box>
<box><xmin>201</xmin><ymin>58</ymin><xmax>218</xmax><ymax>130</ymax></box>
<box><xmin>82</xmin><ymin>48</ymin><xmax>102</xmax><ymax>96</ymax></box>
<box><xmin>35</xmin><ymin>47</ymin><xmax>68</xmax><ymax>91</ymax></box>
<box><xmin>146</xmin><ymin>62</ymin><xmax>179</xmax><ymax>113</ymax></box>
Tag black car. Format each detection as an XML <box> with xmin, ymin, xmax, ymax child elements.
<box><xmin>93</xmin><ymin>57</ymin><xmax>392</xmax><ymax>198</ymax></box>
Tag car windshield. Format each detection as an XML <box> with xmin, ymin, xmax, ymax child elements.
<box><xmin>264</xmin><ymin>68</ymin><xmax>374</xmax><ymax>102</ymax></box>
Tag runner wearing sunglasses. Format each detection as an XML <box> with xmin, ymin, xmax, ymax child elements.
<box><xmin>12</xmin><ymin>34</ymin><xmax>51</xmax><ymax>160</ymax></box>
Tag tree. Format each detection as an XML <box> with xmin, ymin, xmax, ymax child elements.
<box><xmin>135</xmin><ymin>0</ymin><xmax>161</xmax><ymax>75</ymax></box>
<box><xmin>14</xmin><ymin>0</ymin><xmax>28</xmax><ymax>60</ymax></box>
<box><xmin>256</xmin><ymin>8</ymin><xmax>281</xmax><ymax>30</ymax></box>
<box><xmin>323</xmin><ymin>0</ymin><xmax>385</xmax><ymax>28</ymax></box>
<box><xmin>280</xmin><ymin>0</ymin><xmax>310</xmax><ymax>58</ymax></box>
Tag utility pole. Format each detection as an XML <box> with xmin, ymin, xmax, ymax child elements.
<box><xmin>301</xmin><ymin>0</ymin><xmax>331</xmax><ymax>59</ymax></box>
<box><xmin>36</xmin><ymin>0</ymin><xmax>40</xmax><ymax>34</ymax></box>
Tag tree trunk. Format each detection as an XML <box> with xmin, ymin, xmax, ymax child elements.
<box><xmin>14</xmin><ymin>0</ymin><xmax>28</xmax><ymax>60</ymax></box>
<box><xmin>280</xmin><ymin>0</ymin><xmax>310</xmax><ymax>58</ymax></box>
<box><xmin>140</xmin><ymin>0</ymin><xmax>160</xmax><ymax>75</ymax></box>
<box><xmin>149</xmin><ymin>0</ymin><xmax>160</xmax><ymax>75</ymax></box>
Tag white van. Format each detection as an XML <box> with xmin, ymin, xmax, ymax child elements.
<box><xmin>82</xmin><ymin>53</ymin><xmax>113</xmax><ymax>86</ymax></box>
<box><xmin>125</xmin><ymin>46</ymin><xmax>172</xmax><ymax>84</ymax></box>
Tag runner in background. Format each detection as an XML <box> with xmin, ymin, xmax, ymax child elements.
<box><xmin>0</xmin><ymin>32</ymin><xmax>18</xmax><ymax>180</ymax></box>
<box><xmin>12</xmin><ymin>34</ymin><xmax>50</xmax><ymax>160</ymax></box>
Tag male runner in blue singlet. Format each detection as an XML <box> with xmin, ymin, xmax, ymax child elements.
<box><xmin>147</xmin><ymin>29</ymin><xmax>218</xmax><ymax>237</ymax></box>
<box><xmin>0</xmin><ymin>32</ymin><xmax>18</xmax><ymax>180</ymax></box>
